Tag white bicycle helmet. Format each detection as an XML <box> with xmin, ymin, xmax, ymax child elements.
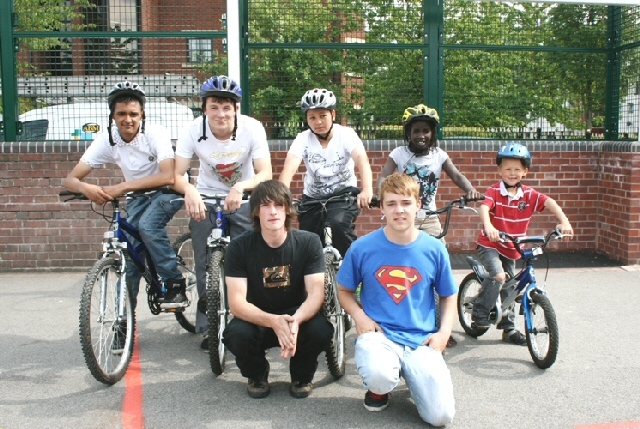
<box><xmin>300</xmin><ymin>88</ymin><xmax>337</xmax><ymax>113</ymax></box>
<box><xmin>108</xmin><ymin>81</ymin><xmax>146</xmax><ymax>109</ymax></box>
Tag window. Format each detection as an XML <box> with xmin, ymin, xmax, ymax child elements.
<box><xmin>188</xmin><ymin>39</ymin><xmax>213</xmax><ymax>63</ymax></box>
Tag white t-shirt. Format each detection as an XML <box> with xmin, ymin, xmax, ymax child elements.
<box><xmin>289</xmin><ymin>124</ymin><xmax>363</xmax><ymax>198</ymax></box>
<box><xmin>390</xmin><ymin>146</ymin><xmax>449</xmax><ymax>211</ymax></box>
<box><xmin>175</xmin><ymin>114</ymin><xmax>270</xmax><ymax>195</ymax></box>
<box><xmin>80</xmin><ymin>122</ymin><xmax>175</xmax><ymax>182</ymax></box>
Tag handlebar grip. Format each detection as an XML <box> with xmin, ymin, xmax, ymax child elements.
<box><xmin>369</xmin><ymin>195</ymin><xmax>381</xmax><ymax>208</ymax></box>
<box><xmin>59</xmin><ymin>190</ymin><xmax>74</xmax><ymax>196</ymax></box>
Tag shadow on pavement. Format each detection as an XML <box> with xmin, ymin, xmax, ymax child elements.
<box><xmin>449</xmin><ymin>250</ymin><xmax>622</xmax><ymax>270</ymax></box>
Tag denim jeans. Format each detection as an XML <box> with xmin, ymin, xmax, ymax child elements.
<box><xmin>354</xmin><ymin>332</ymin><xmax>455</xmax><ymax>427</ymax></box>
<box><xmin>223</xmin><ymin>314</ymin><xmax>333</xmax><ymax>383</ymax></box>
<box><xmin>190</xmin><ymin>202</ymin><xmax>252</xmax><ymax>334</ymax></box>
<box><xmin>123</xmin><ymin>191</ymin><xmax>184</xmax><ymax>309</ymax></box>
<box><xmin>472</xmin><ymin>246</ymin><xmax>517</xmax><ymax>330</ymax></box>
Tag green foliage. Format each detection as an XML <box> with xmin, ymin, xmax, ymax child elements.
<box><xmin>15</xmin><ymin>0</ymin><xmax>94</xmax><ymax>51</ymax></box>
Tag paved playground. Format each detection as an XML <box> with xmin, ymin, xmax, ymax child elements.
<box><xmin>1</xmin><ymin>263</ymin><xmax>639</xmax><ymax>429</ymax></box>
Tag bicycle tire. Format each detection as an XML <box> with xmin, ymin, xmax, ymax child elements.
<box><xmin>526</xmin><ymin>291</ymin><xmax>559</xmax><ymax>369</ymax></box>
<box><xmin>458</xmin><ymin>273</ymin><xmax>489</xmax><ymax>338</ymax></box>
<box><xmin>79</xmin><ymin>257</ymin><xmax>135</xmax><ymax>385</ymax></box>
<box><xmin>206</xmin><ymin>249</ymin><xmax>227</xmax><ymax>376</ymax></box>
<box><xmin>172</xmin><ymin>232</ymin><xmax>197</xmax><ymax>333</ymax></box>
<box><xmin>323</xmin><ymin>252</ymin><xmax>346</xmax><ymax>380</ymax></box>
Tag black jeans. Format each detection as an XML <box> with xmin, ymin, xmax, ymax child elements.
<box><xmin>223</xmin><ymin>313</ymin><xmax>333</xmax><ymax>383</ymax></box>
<box><xmin>298</xmin><ymin>189</ymin><xmax>360</xmax><ymax>258</ymax></box>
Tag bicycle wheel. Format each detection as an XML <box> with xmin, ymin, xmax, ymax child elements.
<box><xmin>79</xmin><ymin>257</ymin><xmax>135</xmax><ymax>385</ymax></box>
<box><xmin>206</xmin><ymin>249</ymin><xmax>227</xmax><ymax>376</ymax></box>
<box><xmin>458</xmin><ymin>273</ymin><xmax>489</xmax><ymax>338</ymax></box>
<box><xmin>323</xmin><ymin>253</ymin><xmax>345</xmax><ymax>380</ymax></box>
<box><xmin>526</xmin><ymin>290</ymin><xmax>559</xmax><ymax>369</ymax></box>
<box><xmin>173</xmin><ymin>233</ymin><xmax>197</xmax><ymax>333</ymax></box>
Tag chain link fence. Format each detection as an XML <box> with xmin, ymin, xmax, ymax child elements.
<box><xmin>1</xmin><ymin>1</ymin><xmax>639</xmax><ymax>141</ymax></box>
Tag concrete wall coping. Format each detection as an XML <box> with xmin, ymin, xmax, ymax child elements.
<box><xmin>2</xmin><ymin>139</ymin><xmax>640</xmax><ymax>154</ymax></box>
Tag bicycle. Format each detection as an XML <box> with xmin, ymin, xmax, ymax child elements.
<box><xmin>458</xmin><ymin>229</ymin><xmax>564</xmax><ymax>369</ymax></box>
<box><xmin>60</xmin><ymin>189</ymin><xmax>197</xmax><ymax>385</ymax></box>
<box><xmin>193</xmin><ymin>193</ymin><xmax>249</xmax><ymax>376</ymax></box>
<box><xmin>294</xmin><ymin>192</ymin><xmax>366</xmax><ymax>380</ymax></box>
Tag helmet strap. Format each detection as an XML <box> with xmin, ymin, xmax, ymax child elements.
<box><xmin>198</xmin><ymin>115</ymin><xmax>208</xmax><ymax>142</ymax></box>
<box><xmin>108</xmin><ymin>112</ymin><xmax>115</xmax><ymax>146</ymax></box>
<box><xmin>312</xmin><ymin>121</ymin><xmax>334</xmax><ymax>141</ymax></box>
<box><xmin>231</xmin><ymin>114</ymin><xmax>238</xmax><ymax>141</ymax></box>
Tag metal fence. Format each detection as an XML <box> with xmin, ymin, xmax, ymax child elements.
<box><xmin>1</xmin><ymin>0</ymin><xmax>639</xmax><ymax>142</ymax></box>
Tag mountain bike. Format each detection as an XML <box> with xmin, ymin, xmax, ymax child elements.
<box><xmin>195</xmin><ymin>193</ymin><xmax>249</xmax><ymax>376</ymax></box>
<box><xmin>60</xmin><ymin>189</ymin><xmax>196</xmax><ymax>385</ymax></box>
<box><xmin>295</xmin><ymin>193</ymin><xmax>364</xmax><ymax>380</ymax></box>
<box><xmin>458</xmin><ymin>229</ymin><xmax>564</xmax><ymax>369</ymax></box>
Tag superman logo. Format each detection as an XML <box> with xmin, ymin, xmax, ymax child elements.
<box><xmin>375</xmin><ymin>266</ymin><xmax>422</xmax><ymax>304</ymax></box>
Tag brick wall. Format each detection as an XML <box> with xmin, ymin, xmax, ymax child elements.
<box><xmin>1</xmin><ymin>139</ymin><xmax>639</xmax><ymax>271</ymax></box>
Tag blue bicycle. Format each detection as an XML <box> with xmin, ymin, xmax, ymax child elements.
<box><xmin>458</xmin><ymin>229</ymin><xmax>564</xmax><ymax>369</ymax></box>
<box><xmin>60</xmin><ymin>189</ymin><xmax>197</xmax><ymax>385</ymax></box>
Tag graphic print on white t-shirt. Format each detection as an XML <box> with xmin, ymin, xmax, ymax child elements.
<box><xmin>303</xmin><ymin>149</ymin><xmax>353</xmax><ymax>196</ymax></box>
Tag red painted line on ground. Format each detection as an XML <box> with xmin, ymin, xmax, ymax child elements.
<box><xmin>575</xmin><ymin>422</ymin><xmax>640</xmax><ymax>429</ymax></box>
<box><xmin>122</xmin><ymin>329</ymin><xmax>144</xmax><ymax>429</ymax></box>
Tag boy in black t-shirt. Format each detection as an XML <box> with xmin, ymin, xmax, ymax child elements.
<box><xmin>223</xmin><ymin>180</ymin><xmax>333</xmax><ymax>399</ymax></box>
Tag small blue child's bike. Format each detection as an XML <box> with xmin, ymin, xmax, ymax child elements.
<box><xmin>458</xmin><ymin>229</ymin><xmax>564</xmax><ymax>369</ymax></box>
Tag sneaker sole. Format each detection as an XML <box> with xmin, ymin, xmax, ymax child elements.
<box><xmin>160</xmin><ymin>302</ymin><xmax>188</xmax><ymax>310</ymax></box>
<box><xmin>364</xmin><ymin>403</ymin><xmax>388</xmax><ymax>412</ymax></box>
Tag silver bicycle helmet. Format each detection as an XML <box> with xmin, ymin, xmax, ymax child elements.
<box><xmin>107</xmin><ymin>81</ymin><xmax>146</xmax><ymax>146</ymax></box>
<box><xmin>300</xmin><ymin>88</ymin><xmax>337</xmax><ymax>113</ymax></box>
<box><xmin>108</xmin><ymin>81</ymin><xmax>146</xmax><ymax>109</ymax></box>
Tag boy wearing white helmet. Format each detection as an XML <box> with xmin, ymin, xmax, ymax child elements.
<box><xmin>279</xmin><ymin>88</ymin><xmax>373</xmax><ymax>258</ymax></box>
<box><xmin>64</xmin><ymin>81</ymin><xmax>186</xmax><ymax>315</ymax></box>
<box><xmin>173</xmin><ymin>75</ymin><xmax>272</xmax><ymax>348</ymax></box>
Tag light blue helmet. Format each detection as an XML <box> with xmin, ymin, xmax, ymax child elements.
<box><xmin>496</xmin><ymin>143</ymin><xmax>532</xmax><ymax>168</ymax></box>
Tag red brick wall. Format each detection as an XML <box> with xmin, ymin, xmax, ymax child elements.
<box><xmin>1</xmin><ymin>140</ymin><xmax>638</xmax><ymax>271</ymax></box>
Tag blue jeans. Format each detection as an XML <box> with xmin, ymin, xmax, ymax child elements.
<box><xmin>472</xmin><ymin>246</ymin><xmax>517</xmax><ymax>330</ymax></box>
<box><xmin>124</xmin><ymin>191</ymin><xmax>184</xmax><ymax>309</ymax></box>
<box><xmin>355</xmin><ymin>332</ymin><xmax>455</xmax><ymax>427</ymax></box>
<box><xmin>190</xmin><ymin>202</ymin><xmax>252</xmax><ymax>334</ymax></box>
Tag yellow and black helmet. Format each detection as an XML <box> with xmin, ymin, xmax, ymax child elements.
<box><xmin>402</xmin><ymin>103</ymin><xmax>439</xmax><ymax>126</ymax></box>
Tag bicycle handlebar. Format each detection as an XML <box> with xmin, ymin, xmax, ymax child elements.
<box><xmin>59</xmin><ymin>187</ymin><xmax>183</xmax><ymax>202</ymax></box>
<box><xmin>498</xmin><ymin>229</ymin><xmax>565</xmax><ymax>259</ymax></box>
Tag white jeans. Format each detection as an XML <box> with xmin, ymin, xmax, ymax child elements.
<box><xmin>355</xmin><ymin>332</ymin><xmax>455</xmax><ymax>427</ymax></box>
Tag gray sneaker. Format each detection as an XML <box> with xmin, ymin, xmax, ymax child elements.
<box><xmin>502</xmin><ymin>329</ymin><xmax>527</xmax><ymax>346</ymax></box>
<box><xmin>289</xmin><ymin>381</ymin><xmax>313</xmax><ymax>399</ymax></box>
<box><xmin>247</xmin><ymin>362</ymin><xmax>270</xmax><ymax>399</ymax></box>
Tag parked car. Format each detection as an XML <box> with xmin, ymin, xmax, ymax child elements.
<box><xmin>18</xmin><ymin>101</ymin><xmax>194</xmax><ymax>141</ymax></box>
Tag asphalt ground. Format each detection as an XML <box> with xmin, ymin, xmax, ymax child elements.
<box><xmin>1</xmin><ymin>258</ymin><xmax>639</xmax><ymax>429</ymax></box>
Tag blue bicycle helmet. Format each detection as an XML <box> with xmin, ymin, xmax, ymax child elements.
<box><xmin>107</xmin><ymin>81</ymin><xmax>146</xmax><ymax>146</ymax></box>
<box><xmin>199</xmin><ymin>76</ymin><xmax>242</xmax><ymax>142</ymax></box>
<box><xmin>200</xmin><ymin>76</ymin><xmax>242</xmax><ymax>102</ymax></box>
<box><xmin>496</xmin><ymin>143</ymin><xmax>532</xmax><ymax>168</ymax></box>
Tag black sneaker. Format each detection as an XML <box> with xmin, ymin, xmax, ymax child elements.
<box><xmin>200</xmin><ymin>336</ymin><xmax>209</xmax><ymax>352</ymax></box>
<box><xmin>247</xmin><ymin>362</ymin><xmax>270</xmax><ymax>399</ymax></box>
<box><xmin>502</xmin><ymin>329</ymin><xmax>527</xmax><ymax>346</ymax></box>
<box><xmin>289</xmin><ymin>381</ymin><xmax>313</xmax><ymax>399</ymax></box>
<box><xmin>446</xmin><ymin>336</ymin><xmax>458</xmax><ymax>348</ymax></box>
<box><xmin>160</xmin><ymin>278</ymin><xmax>187</xmax><ymax>309</ymax></box>
<box><xmin>364</xmin><ymin>390</ymin><xmax>389</xmax><ymax>412</ymax></box>
<box><xmin>111</xmin><ymin>323</ymin><xmax>127</xmax><ymax>355</ymax></box>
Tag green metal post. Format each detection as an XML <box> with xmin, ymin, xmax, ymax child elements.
<box><xmin>0</xmin><ymin>0</ymin><xmax>18</xmax><ymax>141</ymax></box>
<box><xmin>240</xmin><ymin>0</ymin><xmax>250</xmax><ymax>115</ymax></box>
<box><xmin>604</xmin><ymin>6</ymin><xmax>621</xmax><ymax>141</ymax></box>
<box><xmin>423</xmin><ymin>0</ymin><xmax>444</xmax><ymax>135</ymax></box>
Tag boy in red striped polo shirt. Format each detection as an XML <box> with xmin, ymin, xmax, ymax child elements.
<box><xmin>472</xmin><ymin>143</ymin><xmax>573</xmax><ymax>345</ymax></box>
